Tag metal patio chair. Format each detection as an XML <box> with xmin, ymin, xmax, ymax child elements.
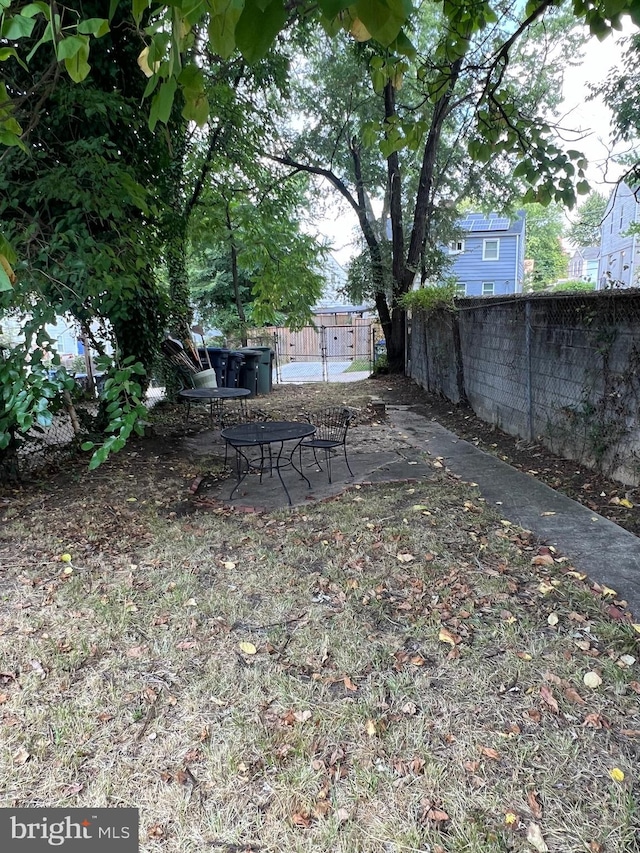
<box><xmin>299</xmin><ymin>407</ymin><xmax>355</xmax><ymax>483</ymax></box>
<box><xmin>221</xmin><ymin>404</ymin><xmax>270</xmax><ymax>467</ymax></box>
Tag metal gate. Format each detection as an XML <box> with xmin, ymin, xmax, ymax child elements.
<box><xmin>249</xmin><ymin>323</ymin><xmax>378</xmax><ymax>383</ymax></box>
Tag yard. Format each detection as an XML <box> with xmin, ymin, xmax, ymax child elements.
<box><xmin>0</xmin><ymin>377</ymin><xmax>639</xmax><ymax>853</ymax></box>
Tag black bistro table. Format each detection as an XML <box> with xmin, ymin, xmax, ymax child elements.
<box><xmin>178</xmin><ymin>386</ymin><xmax>251</xmax><ymax>426</ymax></box>
<box><xmin>220</xmin><ymin>421</ymin><xmax>316</xmax><ymax>505</ymax></box>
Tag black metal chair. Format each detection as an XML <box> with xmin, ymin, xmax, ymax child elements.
<box><xmin>221</xmin><ymin>405</ymin><xmax>270</xmax><ymax>467</ymax></box>
<box><xmin>299</xmin><ymin>407</ymin><xmax>355</xmax><ymax>483</ymax></box>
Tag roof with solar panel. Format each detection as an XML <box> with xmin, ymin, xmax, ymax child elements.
<box><xmin>456</xmin><ymin>212</ymin><xmax>525</xmax><ymax>235</ymax></box>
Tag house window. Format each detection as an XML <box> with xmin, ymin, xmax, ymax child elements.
<box><xmin>482</xmin><ymin>281</ymin><xmax>495</xmax><ymax>296</ymax></box>
<box><xmin>449</xmin><ymin>239</ymin><xmax>465</xmax><ymax>254</ymax></box>
<box><xmin>456</xmin><ymin>282</ymin><xmax>466</xmax><ymax>296</ymax></box>
<box><xmin>483</xmin><ymin>239</ymin><xmax>500</xmax><ymax>260</ymax></box>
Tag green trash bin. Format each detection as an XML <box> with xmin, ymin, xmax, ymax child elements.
<box><xmin>252</xmin><ymin>346</ymin><xmax>273</xmax><ymax>395</ymax></box>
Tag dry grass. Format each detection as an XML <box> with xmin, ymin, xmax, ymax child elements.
<box><xmin>1</xmin><ymin>381</ymin><xmax>639</xmax><ymax>853</ymax></box>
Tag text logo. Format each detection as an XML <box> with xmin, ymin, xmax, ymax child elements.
<box><xmin>0</xmin><ymin>809</ymin><xmax>138</xmax><ymax>852</ymax></box>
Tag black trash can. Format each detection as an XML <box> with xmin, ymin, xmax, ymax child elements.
<box><xmin>198</xmin><ymin>347</ymin><xmax>229</xmax><ymax>387</ymax></box>
<box><xmin>225</xmin><ymin>351</ymin><xmax>245</xmax><ymax>388</ymax></box>
<box><xmin>237</xmin><ymin>348</ymin><xmax>261</xmax><ymax>397</ymax></box>
<box><xmin>252</xmin><ymin>346</ymin><xmax>274</xmax><ymax>395</ymax></box>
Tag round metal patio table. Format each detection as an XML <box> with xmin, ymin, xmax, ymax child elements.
<box><xmin>178</xmin><ymin>387</ymin><xmax>251</xmax><ymax>426</ymax></box>
<box><xmin>221</xmin><ymin>421</ymin><xmax>316</xmax><ymax>505</ymax></box>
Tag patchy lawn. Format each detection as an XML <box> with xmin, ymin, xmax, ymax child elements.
<box><xmin>1</xmin><ymin>381</ymin><xmax>639</xmax><ymax>853</ymax></box>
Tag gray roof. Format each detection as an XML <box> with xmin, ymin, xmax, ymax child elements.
<box><xmin>577</xmin><ymin>247</ymin><xmax>600</xmax><ymax>260</ymax></box>
<box><xmin>313</xmin><ymin>304</ymin><xmax>372</xmax><ymax>315</ymax></box>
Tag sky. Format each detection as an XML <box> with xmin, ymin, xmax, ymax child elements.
<box><xmin>312</xmin><ymin>20</ymin><xmax>639</xmax><ymax>268</ymax></box>
<box><xmin>560</xmin><ymin>24</ymin><xmax>634</xmax><ymax>196</ymax></box>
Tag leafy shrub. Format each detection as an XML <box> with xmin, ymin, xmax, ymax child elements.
<box><xmin>0</xmin><ymin>338</ymin><xmax>74</xmax><ymax>455</ymax></box>
<box><xmin>372</xmin><ymin>353</ymin><xmax>389</xmax><ymax>374</ymax></box>
<box><xmin>400</xmin><ymin>279</ymin><xmax>459</xmax><ymax>314</ymax></box>
<box><xmin>81</xmin><ymin>355</ymin><xmax>148</xmax><ymax>470</ymax></box>
<box><xmin>552</xmin><ymin>279</ymin><xmax>596</xmax><ymax>292</ymax></box>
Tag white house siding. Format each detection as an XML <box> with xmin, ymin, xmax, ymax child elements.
<box><xmin>598</xmin><ymin>183</ymin><xmax>639</xmax><ymax>289</ymax></box>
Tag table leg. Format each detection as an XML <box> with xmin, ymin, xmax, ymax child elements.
<box><xmin>274</xmin><ymin>441</ymin><xmax>293</xmax><ymax>504</ymax></box>
<box><xmin>289</xmin><ymin>440</ymin><xmax>312</xmax><ymax>488</ymax></box>
<box><xmin>227</xmin><ymin>443</ymin><xmax>252</xmax><ymax>500</ymax></box>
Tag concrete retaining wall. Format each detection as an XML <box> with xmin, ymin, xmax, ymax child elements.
<box><xmin>408</xmin><ymin>291</ymin><xmax>640</xmax><ymax>485</ymax></box>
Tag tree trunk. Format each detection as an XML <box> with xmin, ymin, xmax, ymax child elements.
<box><xmin>0</xmin><ymin>431</ymin><xmax>20</xmax><ymax>484</ymax></box>
<box><xmin>166</xmin><ymin>213</ymin><xmax>192</xmax><ymax>343</ymax></box>
<box><xmin>226</xmin><ymin>203</ymin><xmax>248</xmax><ymax>346</ymax></box>
<box><xmin>163</xmin><ymin>96</ymin><xmax>193</xmax><ymax>346</ymax></box>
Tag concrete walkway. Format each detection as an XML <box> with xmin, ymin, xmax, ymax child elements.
<box><xmin>277</xmin><ymin>362</ymin><xmax>371</xmax><ymax>383</ymax></box>
<box><xmin>387</xmin><ymin>405</ymin><xmax>640</xmax><ymax>619</ymax></box>
<box><xmin>189</xmin><ymin>403</ymin><xmax>640</xmax><ymax>618</ymax></box>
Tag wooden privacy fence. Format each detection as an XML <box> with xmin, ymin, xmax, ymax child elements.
<box><xmin>248</xmin><ymin>319</ymin><xmax>381</xmax><ymax>383</ymax></box>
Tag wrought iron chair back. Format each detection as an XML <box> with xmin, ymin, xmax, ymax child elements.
<box><xmin>221</xmin><ymin>405</ymin><xmax>270</xmax><ymax>466</ymax></box>
<box><xmin>300</xmin><ymin>406</ymin><xmax>355</xmax><ymax>483</ymax></box>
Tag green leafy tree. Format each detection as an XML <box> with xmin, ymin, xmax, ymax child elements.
<box><xmin>0</xmin><ymin>1</ymin><xmax>169</xmax><ymax>470</ymax></box>
<box><xmin>566</xmin><ymin>192</ymin><xmax>608</xmax><ymax>247</ymax></box>
<box><xmin>271</xmin><ymin>6</ymin><xmax>587</xmax><ymax>370</ymax></box>
<box><xmin>190</xmin><ymin>178</ymin><xmax>325</xmax><ymax>343</ymax></box>
<box><xmin>523</xmin><ymin>202</ymin><xmax>568</xmax><ymax>290</ymax></box>
<box><xmin>1</xmin><ymin>0</ymin><xmax>635</xmax><ymax>141</ymax></box>
<box><xmin>594</xmin><ymin>32</ymin><xmax>640</xmax><ymax>151</ymax></box>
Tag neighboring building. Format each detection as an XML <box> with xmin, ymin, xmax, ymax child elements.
<box><xmin>314</xmin><ymin>254</ymin><xmax>349</xmax><ymax>308</ymax></box>
<box><xmin>447</xmin><ymin>211</ymin><xmax>526</xmax><ymax>296</ymax></box>
<box><xmin>597</xmin><ymin>181</ymin><xmax>640</xmax><ymax>289</ymax></box>
<box><xmin>568</xmin><ymin>246</ymin><xmax>600</xmax><ymax>283</ymax></box>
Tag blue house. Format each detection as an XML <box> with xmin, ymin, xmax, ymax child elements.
<box><xmin>447</xmin><ymin>211</ymin><xmax>526</xmax><ymax>296</ymax></box>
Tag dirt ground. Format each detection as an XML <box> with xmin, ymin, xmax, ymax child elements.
<box><xmin>3</xmin><ymin>373</ymin><xmax>639</xmax><ymax>540</ymax></box>
<box><xmin>2</xmin><ymin>376</ymin><xmax>639</xmax><ymax>853</ymax></box>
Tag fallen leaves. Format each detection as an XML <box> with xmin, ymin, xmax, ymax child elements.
<box><xmin>281</xmin><ymin>708</ymin><xmax>312</xmax><ymax>726</ymax></box>
<box><xmin>13</xmin><ymin>747</ymin><xmax>30</xmax><ymax>766</ymax></box>
<box><xmin>563</xmin><ymin>686</ymin><xmax>586</xmax><ymax>705</ymax></box>
<box><xmin>532</xmin><ymin>554</ymin><xmax>555</xmax><ymax>567</ymax></box>
<box><xmin>480</xmin><ymin>746</ymin><xmax>501</xmax><ymax>761</ymax></box>
<box><xmin>126</xmin><ymin>645</ymin><xmax>149</xmax><ymax>659</ymax></box>
<box><xmin>583</xmin><ymin>671</ymin><xmax>603</xmax><ymax>689</ymax></box>
<box><xmin>527</xmin><ymin>790</ymin><xmax>543</xmax><ymax>820</ymax></box>
<box><xmin>438</xmin><ymin>627</ymin><xmax>459</xmax><ymax>647</ymax></box>
<box><xmin>539</xmin><ymin>685</ymin><xmax>559</xmax><ymax>714</ymax></box>
<box><xmin>418</xmin><ymin>798</ymin><xmax>450</xmax><ymax>827</ymax></box>
<box><xmin>239</xmin><ymin>641</ymin><xmax>257</xmax><ymax>655</ymax></box>
<box><xmin>396</xmin><ymin>552</ymin><xmax>415</xmax><ymax>563</ymax></box>
<box><xmin>342</xmin><ymin>675</ymin><xmax>358</xmax><ymax>692</ymax></box>
<box><xmin>527</xmin><ymin>821</ymin><xmax>549</xmax><ymax>852</ymax></box>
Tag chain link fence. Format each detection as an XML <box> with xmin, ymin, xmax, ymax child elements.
<box><xmin>409</xmin><ymin>289</ymin><xmax>640</xmax><ymax>485</ymax></box>
<box><xmin>2</xmin><ymin>384</ymin><xmax>166</xmax><ymax>482</ymax></box>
